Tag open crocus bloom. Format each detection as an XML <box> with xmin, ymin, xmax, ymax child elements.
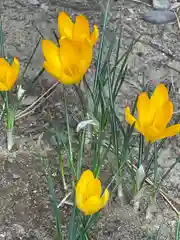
<box><xmin>76</xmin><ymin>170</ymin><xmax>109</xmax><ymax>215</ymax></box>
<box><xmin>125</xmin><ymin>84</ymin><xmax>180</xmax><ymax>143</ymax></box>
<box><xmin>58</xmin><ymin>12</ymin><xmax>99</xmax><ymax>46</ymax></box>
<box><xmin>0</xmin><ymin>57</ymin><xmax>20</xmax><ymax>91</ymax></box>
<box><xmin>42</xmin><ymin>38</ymin><xmax>92</xmax><ymax>84</ymax></box>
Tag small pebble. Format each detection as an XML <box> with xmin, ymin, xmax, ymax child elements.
<box><xmin>153</xmin><ymin>0</ymin><xmax>170</xmax><ymax>9</ymax></box>
<box><xmin>143</xmin><ymin>10</ymin><xmax>176</xmax><ymax>24</ymax></box>
<box><xmin>12</xmin><ymin>173</ymin><xmax>20</xmax><ymax>179</ymax></box>
<box><xmin>28</xmin><ymin>0</ymin><xmax>40</xmax><ymax>5</ymax></box>
<box><xmin>40</xmin><ymin>3</ymin><xmax>49</xmax><ymax>12</ymax></box>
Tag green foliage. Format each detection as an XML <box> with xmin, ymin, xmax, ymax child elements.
<box><xmin>1</xmin><ymin>0</ymin><xmax>180</xmax><ymax>239</ymax></box>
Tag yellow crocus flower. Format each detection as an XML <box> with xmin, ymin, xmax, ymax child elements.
<box><xmin>125</xmin><ymin>84</ymin><xmax>180</xmax><ymax>143</ymax></box>
<box><xmin>0</xmin><ymin>57</ymin><xmax>20</xmax><ymax>91</ymax></box>
<box><xmin>58</xmin><ymin>12</ymin><xmax>99</xmax><ymax>46</ymax></box>
<box><xmin>42</xmin><ymin>38</ymin><xmax>93</xmax><ymax>84</ymax></box>
<box><xmin>76</xmin><ymin>170</ymin><xmax>109</xmax><ymax>215</ymax></box>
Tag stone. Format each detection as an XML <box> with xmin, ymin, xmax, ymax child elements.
<box><xmin>28</xmin><ymin>0</ymin><xmax>40</xmax><ymax>5</ymax></box>
<box><xmin>12</xmin><ymin>173</ymin><xmax>20</xmax><ymax>179</ymax></box>
<box><xmin>143</xmin><ymin>10</ymin><xmax>176</xmax><ymax>24</ymax></box>
<box><xmin>40</xmin><ymin>3</ymin><xmax>49</xmax><ymax>12</ymax></box>
<box><xmin>153</xmin><ymin>0</ymin><xmax>170</xmax><ymax>9</ymax></box>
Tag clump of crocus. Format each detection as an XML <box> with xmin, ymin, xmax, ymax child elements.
<box><xmin>0</xmin><ymin>57</ymin><xmax>20</xmax><ymax>151</ymax></box>
<box><xmin>0</xmin><ymin>57</ymin><xmax>20</xmax><ymax>91</ymax></box>
<box><xmin>42</xmin><ymin>12</ymin><xmax>98</xmax><ymax>85</ymax></box>
<box><xmin>76</xmin><ymin>170</ymin><xmax>109</xmax><ymax>215</ymax></box>
<box><xmin>125</xmin><ymin>84</ymin><xmax>180</xmax><ymax>143</ymax></box>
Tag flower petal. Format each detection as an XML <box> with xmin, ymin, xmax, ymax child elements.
<box><xmin>76</xmin><ymin>170</ymin><xmax>95</xmax><ymax>213</ymax></box>
<box><xmin>73</xmin><ymin>15</ymin><xmax>90</xmax><ymax>41</ymax></box>
<box><xmin>125</xmin><ymin>107</ymin><xmax>141</xmax><ymax>132</ymax></box>
<box><xmin>0</xmin><ymin>83</ymin><xmax>8</xmax><ymax>91</ymax></box>
<box><xmin>76</xmin><ymin>193</ymin><xmax>84</xmax><ymax>214</ymax></box>
<box><xmin>60</xmin><ymin>72</ymin><xmax>84</xmax><ymax>84</ymax></box>
<box><xmin>82</xmin><ymin>196</ymin><xmax>103</xmax><ymax>215</ymax></box>
<box><xmin>142</xmin><ymin>126</ymin><xmax>160</xmax><ymax>143</ymax></box>
<box><xmin>58</xmin><ymin>12</ymin><xmax>73</xmax><ymax>39</ymax></box>
<box><xmin>154</xmin><ymin>124</ymin><xmax>180</xmax><ymax>142</ymax></box>
<box><xmin>0</xmin><ymin>58</ymin><xmax>10</xmax><ymax>68</ymax></box>
<box><xmin>76</xmin><ymin>170</ymin><xmax>94</xmax><ymax>195</ymax></box>
<box><xmin>86</xmin><ymin>179</ymin><xmax>102</xmax><ymax>199</ymax></box>
<box><xmin>44</xmin><ymin>61</ymin><xmax>61</xmax><ymax>80</ymax></box>
<box><xmin>90</xmin><ymin>25</ymin><xmax>99</xmax><ymax>46</ymax></box>
<box><xmin>153</xmin><ymin>100</ymin><xmax>173</xmax><ymax>130</ymax></box>
<box><xmin>149</xmin><ymin>84</ymin><xmax>169</xmax><ymax>124</ymax></box>
<box><xmin>100</xmin><ymin>188</ymin><xmax>109</xmax><ymax>209</ymax></box>
<box><xmin>59</xmin><ymin>39</ymin><xmax>80</xmax><ymax>67</ymax></box>
<box><xmin>150</xmin><ymin>84</ymin><xmax>169</xmax><ymax>106</ymax></box>
<box><xmin>59</xmin><ymin>39</ymin><xmax>92</xmax><ymax>84</ymax></box>
<box><xmin>42</xmin><ymin>40</ymin><xmax>61</xmax><ymax>70</ymax></box>
<box><xmin>78</xmin><ymin>40</ymin><xmax>92</xmax><ymax>74</ymax></box>
<box><xmin>125</xmin><ymin>107</ymin><xmax>136</xmax><ymax>125</ymax></box>
<box><xmin>137</xmin><ymin>92</ymin><xmax>150</xmax><ymax>127</ymax></box>
<box><xmin>6</xmin><ymin>57</ymin><xmax>20</xmax><ymax>90</ymax></box>
<box><xmin>0</xmin><ymin>58</ymin><xmax>10</xmax><ymax>90</ymax></box>
<box><xmin>59</xmin><ymin>39</ymin><xmax>81</xmax><ymax>83</ymax></box>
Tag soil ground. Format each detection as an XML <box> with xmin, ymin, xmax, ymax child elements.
<box><xmin>1</xmin><ymin>0</ymin><xmax>180</xmax><ymax>239</ymax></box>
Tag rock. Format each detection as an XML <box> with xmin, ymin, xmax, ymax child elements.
<box><xmin>153</xmin><ymin>0</ymin><xmax>170</xmax><ymax>9</ymax></box>
<box><xmin>40</xmin><ymin>3</ymin><xmax>49</xmax><ymax>12</ymax></box>
<box><xmin>143</xmin><ymin>10</ymin><xmax>176</xmax><ymax>24</ymax></box>
<box><xmin>12</xmin><ymin>173</ymin><xmax>20</xmax><ymax>179</ymax></box>
<box><xmin>28</xmin><ymin>0</ymin><xmax>40</xmax><ymax>5</ymax></box>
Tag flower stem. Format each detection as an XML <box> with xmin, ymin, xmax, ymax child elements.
<box><xmin>144</xmin><ymin>142</ymin><xmax>151</xmax><ymax>162</ymax></box>
<box><xmin>63</xmin><ymin>86</ymin><xmax>76</xmax><ymax>183</ymax></box>
<box><xmin>138</xmin><ymin>134</ymin><xmax>144</xmax><ymax>168</ymax></box>
<box><xmin>7</xmin><ymin>128</ymin><xmax>13</xmax><ymax>151</ymax></box>
<box><xmin>152</xmin><ymin>142</ymin><xmax>158</xmax><ymax>199</ymax></box>
<box><xmin>59</xmin><ymin>152</ymin><xmax>67</xmax><ymax>191</ymax></box>
<box><xmin>175</xmin><ymin>218</ymin><xmax>180</xmax><ymax>240</ymax></box>
<box><xmin>5</xmin><ymin>92</ymin><xmax>15</xmax><ymax>151</ymax></box>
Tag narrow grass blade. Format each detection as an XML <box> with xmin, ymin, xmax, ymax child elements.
<box><xmin>21</xmin><ymin>37</ymin><xmax>42</xmax><ymax>81</ymax></box>
<box><xmin>93</xmin><ymin>0</ymin><xmax>112</xmax><ymax>93</ymax></box>
<box><xmin>98</xmin><ymin>39</ymin><xmax>116</xmax><ymax>79</ymax></box>
<box><xmin>175</xmin><ymin>218</ymin><xmax>180</xmax><ymax>240</ymax></box>
<box><xmin>76</xmin><ymin>131</ymin><xmax>85</xmax><ymax>179</ymax></box>
<box><xmin>47</xmin><ymin>169</ymin><xmax>63</xmax><ymax>240</ymax></box>
<box><xmin>107</xmin><ymin>63</ymin><xmax>119</xmax><ymax>156</ymax></box>
<box><xmin>76</xmin><ymin>214</ymin><xmax>100</xmax><ymax>240</ymax></box>
<box><xmin>63</xmin><ymin>87</ymin><xmax>76</xmax><ymax>180</ymax></box>
<box><xmin>138</xmin><ymin>134</ymin><xmax>144</xmax><ymax>167</ymax></box>
<box><xmin>68</xmin><ymin>203</ymin><xmax>78</xmax><ymax>240</ymax></box>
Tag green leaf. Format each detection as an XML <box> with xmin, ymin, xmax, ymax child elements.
<box><xmin>136</xmin><ymin>164</ymin><xmax>145</xmax><ymax>190</ymax></box>
<box><xmin>175</xmin><ymin>218</ymin><xmax>180</xmax><ymax>240</ymax></box>
<box><xmin>47</xmin><ymin>168</ymin><xmax>63</xmax><ymax>240</ymax></box>
<box><xmin>20</xmin><ymin>37</ymin><xmax>42</xmax><ymax>82</ymax></box>
<box><xmin>68</xmin><ymin>204</ymin><xmax>78</xmax><ymax>240</ymax></box>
